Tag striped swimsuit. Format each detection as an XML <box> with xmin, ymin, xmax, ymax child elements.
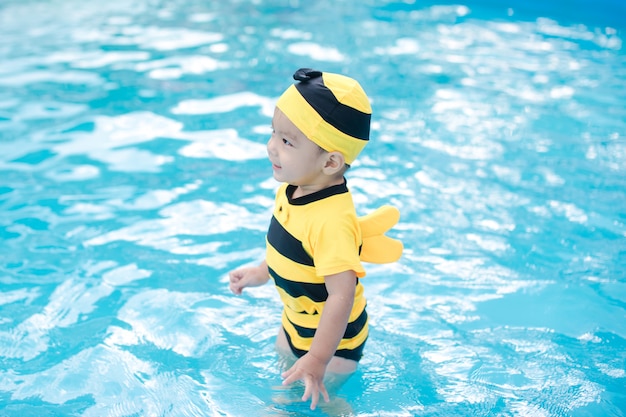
<box><xmin>266</xmin><ymin>181</ymin><xmax>368</xmax><ymax>361</ymax></box>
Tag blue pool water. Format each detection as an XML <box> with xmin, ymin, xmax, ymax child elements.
<box><xmin>1</xmin><ymin>0</ymin><xmax>625</xmax><ymax>415</ymax></box>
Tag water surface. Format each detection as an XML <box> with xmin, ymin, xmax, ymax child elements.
<box><xmin>0</xmin><ymin>0</ymin><xmax>625</xmax><ymax>416</ymax></box>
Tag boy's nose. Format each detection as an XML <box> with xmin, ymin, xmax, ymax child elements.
<box><xmin>267</xmin><ymin>135</ymin><xmax>277</xmax><ymax>155</ymax></box>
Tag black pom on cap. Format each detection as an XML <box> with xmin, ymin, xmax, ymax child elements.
<box><xmin>293</xmin><ymin>68</ymin><xmax>323</xmax><ymax>82</ymax></box>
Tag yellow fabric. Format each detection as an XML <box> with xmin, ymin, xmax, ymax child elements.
<box><xmin>277</xmin><ymin>285</ymin><xmax>367</xmax><ymax>328</ymax></box>
<box><xmin>266</xmin><ymin>182</ymin><xmax>403</xmax><ymax>359</ymax></box>
<box><xmin>358</xmin><ymin>205</ymin><xmax>404</xmax><ymax>264</ymax></box>
<box><xmin>281</xmin><ymin>310</ymin><xmax>369</xmax><ymax>352</ymax></box>
<box><xmin>275</xmin><ymin>72</ymin><xmax>371</xmax><ymax>165</ymax></box>
<box><xmin>322</xmin><ymin>72</ymin><xmax>371</xmax><ymax>113</ymax></box>
<box><xmin>266</xmin><ymin>183</ymin><xmax>367</xmax><ymax>356</ymax></box>
<box><xmin>266</xmin><ymin>241</ymin><xmax>321</xmax><ymax>285</ymax></box>
<box><xmin>271</xmin><ymin>183</ymin><xmax>365</xmax><ymax>280</ymax></box>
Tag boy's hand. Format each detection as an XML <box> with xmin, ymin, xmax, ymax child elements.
<box><xmin>228</xmin><ymin>262</ymin><xmax>269</xmax><ymax>295</ymax></box>
<box><xmin>281</xmin><ymin>353</ymin><xmax>330</xmax><ymax>410</ymax></box>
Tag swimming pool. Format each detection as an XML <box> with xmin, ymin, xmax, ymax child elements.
<box><xmin>0</xmin><ymin>0</ymin><xmax>624</xmax><ymax>415</ymax></box>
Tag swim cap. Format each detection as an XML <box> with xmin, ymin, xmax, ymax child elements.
<box><xmin>276</xmin><ymin>68</ymin><xmax>371</xmax><ymax>165</ymax></box>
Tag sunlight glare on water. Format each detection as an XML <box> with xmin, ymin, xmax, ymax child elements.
<box><xmin>0</xmin><ymin>0</ymin><xmax>625</xmax><ymax>416</ymax></box>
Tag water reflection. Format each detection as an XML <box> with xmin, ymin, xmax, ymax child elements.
<box><xmin>0</xmin><ymin>0</ymin><xmax>625</xmax><ymax>415</ymax></box>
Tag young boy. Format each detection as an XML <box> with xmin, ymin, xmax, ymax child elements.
<box><xmin>229</xmin><ymin>68</ymin><xmax>402</xmax><ymax>410</ymax></box>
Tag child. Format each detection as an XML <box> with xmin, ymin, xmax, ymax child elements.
<box><xmin>229</xmin><ymin>68</ymin><xmax>402</xmax><ymax>410</ymax></box>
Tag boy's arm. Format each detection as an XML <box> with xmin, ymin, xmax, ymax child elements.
<box><xmin>281</xmin><ymin>269</ymin><xmax>356</xmax><ymax>409</ymax></box>
<box><xmin>308</xmin><ymin>270</ymin><xmax>356</xmax><ymax>362</ymax></box>
<box><xmin>228</xmin><ymin>260</ymin><xmax>269</xmax><ymax>295</ymax></box>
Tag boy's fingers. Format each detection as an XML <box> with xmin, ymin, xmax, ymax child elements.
<box><xmin>281</xmin><ymin>365</ymin><xmax>292</xmax><ymax>379</ymax></box>
<box><xmin>281</xmin><ymin>368</ymin><xmax>328</xmax><ymax>410</ymax></box>
<box><xmin>228</xmin><ymin>279</ymin><xmax>242</xmax><ymax>294</ymax></box>
<box><xmin>303</xmin><ymin>384</ymin><xmax>318</xmax><ymax>410</ymax></box>
<box><xmin>320</xmin><ymin>384</ymin><xmax>330</xmax><ymax>403</ymax></box>
<box><xmin>281</xmin><ymin>371</ymin><xmax>298</xmax><ymax>386</ymax></box>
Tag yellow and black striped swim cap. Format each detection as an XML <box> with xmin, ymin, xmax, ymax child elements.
<box><xmin>276</xmin><ymin>68</ymin><xmax>371</xmax><ymax>165</ymax></box>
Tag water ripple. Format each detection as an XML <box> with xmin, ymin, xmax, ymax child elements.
<box><xmin>1</xmin><ymin>0</ymin><xmax>625</xmax><ymax>415</ymax></box>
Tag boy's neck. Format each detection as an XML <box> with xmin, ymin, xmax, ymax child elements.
<box><xmin>292</xmin><ymin>176</ymin><xmax>345</xmax><ymax>199</ymax></box>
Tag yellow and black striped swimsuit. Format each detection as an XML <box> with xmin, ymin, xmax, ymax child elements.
<box><xmin>266</xmin><ymin>181</ymin><xmax>368</xmax><ymax>361</ymax></box>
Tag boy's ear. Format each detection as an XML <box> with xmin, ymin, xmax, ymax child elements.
<box><xmin>323</xmin><ymin>151</ymin><xmax>345</xmax><ymax>174</ymax></box>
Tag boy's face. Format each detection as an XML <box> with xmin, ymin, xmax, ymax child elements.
<box><xmin>267</xmin><ymin>107</ymin><xmax>328</xmax><ymax>186</ymax></box>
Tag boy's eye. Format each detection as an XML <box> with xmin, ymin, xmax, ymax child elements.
<box><xmin>282</xmin><ymin>138</ymin><xmax>293</xmax><ymax>146</ymax></box>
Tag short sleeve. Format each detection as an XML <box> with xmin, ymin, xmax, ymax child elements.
<box><xmin>309</xmin><ymin>214</ymin><xmax>366</xmax><ymax>278</ymax></box>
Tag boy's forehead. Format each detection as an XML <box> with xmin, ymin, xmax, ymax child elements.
<box><xmin>273</xmin><ymin>107</ymin><xmax>307</xmax><ymax>138</ymax></box>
